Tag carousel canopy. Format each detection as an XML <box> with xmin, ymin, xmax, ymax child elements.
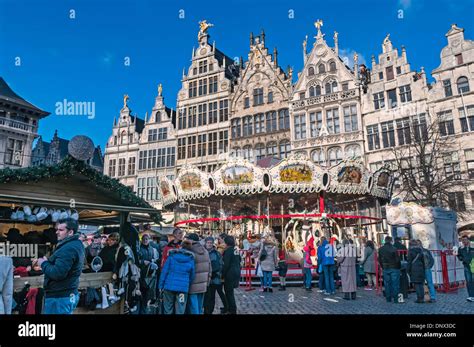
<box><xmin>159</xmin><ymin>154</ymin><xmax>394</xmax><ymax>218</ymax></box>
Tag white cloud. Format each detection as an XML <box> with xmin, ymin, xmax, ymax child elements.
<box><xmin>398</xmin><ymin>0</ymin><xmax>412</xmax><ymax>10</ymax></box>
<box><xmin>339</xmin><ymin>48</ymin><xmax>367</xmax><ymax>69</ymax></box>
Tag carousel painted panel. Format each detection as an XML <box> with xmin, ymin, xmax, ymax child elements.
<box><xmin>213</xmin><ymin>157</ymin><xmax>269</xmax><ymax>196</ymax></box>
<box><xmin>176</xmin><ymin>165</ymin><xmax>215</xmax><ymax>201</ymax></box>
<box><xmin>269</xmin><ymin>154</ymin><xmax>327</xmax><ymax>194</ymax></box>
<box><xmin>327</xmin><ymin>159</ymin><xmax>373</xmax><ymax>195</ymax></box>
<box><xmin>370</xmin><ymin>166</ymin><xmax>394</xmax><ymax>199</ymax></box>
<box><xmin>158</xmin><ymin>176</ymin><xmax>178</xmax><ymax>207</ymax></box>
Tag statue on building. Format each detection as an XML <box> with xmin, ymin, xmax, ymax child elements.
<box><xmin>359</xmin><ymin>64</ymin><xmax>371</xmax><ymax>94</ymax></box>
<box><xmin>158</xmin><ymin>83</ymin><xmax>163</xmax><ymax>96</ymax></box>
<box><xmin>198</xmin><ymin>20</ymin><xmax>214</xmax><ymax>37</ymax></box>
<box><xmin>123</xmin><ymin>94</ymin><xmax>129</xmax><ymax>108</ymax></box>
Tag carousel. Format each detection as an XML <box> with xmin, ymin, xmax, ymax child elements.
<box><xmin>159</xmin><ymin>153</ymin><xmax>394</xmax><ymax>263</ymax></box>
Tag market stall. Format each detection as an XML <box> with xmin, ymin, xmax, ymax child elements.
<box><xmin>0</xmin><ymin>137</ymin><xmax>161</xmax><ymax>314</ymax></box>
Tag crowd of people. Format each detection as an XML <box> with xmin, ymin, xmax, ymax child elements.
<box><xmin>0</xmin><ymin>218</ymin><xmax>473</xmax><ymax>315</ymax></box>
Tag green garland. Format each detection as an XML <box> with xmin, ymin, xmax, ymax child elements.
<box><xmin>0</xmin><ymin>155</ymin><xmax>162</xmax><ymax>223</ymax></box>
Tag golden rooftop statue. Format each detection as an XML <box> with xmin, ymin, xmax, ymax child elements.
<box><xmin>158</xmin><ymin>83</ymin><xmax>163</xmax><ymax>96</ymax></box>
<box><xmin>123</xmin><ymin>94</ymin><xmax>129</xmax><ymax>108</ymax></box>
<box><xmin>199</xmin><ymin>20</ymin><xmax>214</xmax><ymax>36</ymax></box>
<box><xmin>315</xmin><ymin>19</ymin><xmax>323</xmax><ymax>31</ymax></box>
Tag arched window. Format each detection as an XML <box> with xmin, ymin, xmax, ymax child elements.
<box><xmin>279</xmin><ymin>140</ymin><xmax>291</xmax><ymax>159</ymax></box>
<box><xmin>309</xmin><ymin>86</ymin><xmax>315</xmax><ymax>97</ymax></box>
<box><xmin>120</xmin><ymin>130</ymin><xmax>127</xmax><ymax>144</ymax></box>
<box><xmin>329</xmin><ymin>61</ymin><xmax>337</xmax><ymax>72</ymax></box>
<box><xmin>308</xmin><ymin>67</ymin><xmax>315</xmax><ymax>76</ymax></box>
<box><xmin>332</xmin><ymin>81</ymin><xmax>338</xmax><ymax>92</ymax></box>
<box><xmin>266</xmin><ymin>142</ymin><xmax>277</xmax><ymax>157</ymax></box>
<box><xmin>243</xmin><ymin>145</ymin><xmax>253</xmax><ymax>161</ymax></box>
<box><xmin>156</xmin><ymin>112</ymin><xmax>161</xmax><ymax>122</ymax></box>
<box><xmin>311</xmin><ymin>149</ymin><xmax>326</xmax><ymax>166</ymax></box>
<box><xmin>255</xmin><ymin>143</ymin><xmax>265</xmax><ymax>161</ymax></box>
<box><xmin>325</xmin><ymin>83</ymin><xmax>331</xmax><ymax>94</ymax></box>
<box><xmin>328</xmin><ymin>147</ymin><xmax>343</xmax><ymax>166</ymax></box>
<box><xmin>457</xmin><ymin>76</ymin><xmax>470</xmax><ymax>94</ymax></box>
<box><xmin>315</xmin><ymin>85</ymin><xmax>321</xmax><ymax>96</ymax></box>
<box><xmin>346</xmin><ymin>145</ymin><xmax>361</xmax><ymax>158</ymax></box>
<box><xmin>318</xmin><ymin>64</ymin><xmax>326</xmax><ymax>74</ymax></box>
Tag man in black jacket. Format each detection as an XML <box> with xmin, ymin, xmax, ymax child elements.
<box><xmin>378</xmin><ymin>236</ymin><xmax>401</xmax><ymax>303</ymax></box>
<box><xmin>222</xmin><ymin>236</ymin><xmax>241</xmax><ymax>314</ymax></box>
<box><xmin>37</xmin><ymin>218</ymin><xmax>85</xmax><ymax>314</ymax></box>
<box><xmin>457</xmin><ymin>235</ymin><xmax>474</xmax><ymax>302</ymax></box>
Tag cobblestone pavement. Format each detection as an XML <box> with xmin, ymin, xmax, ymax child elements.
<box><xmin>214</xmin><ymin>286</ymin><xmax>474</xmax><ymax>314</ymax></box>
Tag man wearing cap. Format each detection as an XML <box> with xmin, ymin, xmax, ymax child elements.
<box><xmin>36</xmin><ymin>218</ymin><xmax>85</xmax><ymax>314</ymax></box>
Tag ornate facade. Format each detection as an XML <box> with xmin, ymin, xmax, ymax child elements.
<box><xmin>175</xmin><ymin>21</ymin><xmax>240</xmax><ymax>173</ymax></box>
<box><xmin>290</xmin><ymin>22</ymin><xmax>364</xmax><ymax>168</ymax></box>
<box><xmin>136</xmin><ymin>86</ymin><xmax>177</xmax><ymax>208</ymax></box>
<box><xmin>229</xmin><ymin>31</ymin><xmax>292</xmax><ymax>163</ymax></box>
<box><xmin>428</xmin><ymin>25</ymin><xmax>474</xmax><ymax>223</ymax></box>
<box><xmin>103</xmin><ymin>96</ymin><xmax>145</xmax><ymax>190</ymax></box>
<box><xmin>0</xmin><ymin>77</ymin><xmax>49</xmax><ymax>168</ymax></box>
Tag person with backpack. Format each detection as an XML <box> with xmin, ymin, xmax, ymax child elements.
<box><xmin>417</xmin><ymin>240</ymin><xmax>436</xmax><ymax>303</ymax></box>
<box><xmin>407</xmin><ymin>239</ymin><xmax>426</xmax><ymax>303</ymax></box>
<box><xmin>457</xmin><ymin>235</ymin><xmax>474</xmax><ymax>302</ymax></box>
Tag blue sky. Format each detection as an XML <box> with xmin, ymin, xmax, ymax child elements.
<box><xmin>0</xmin><ymin>0</ymin><xmax>473</xmax><ymax>149</ymax></box>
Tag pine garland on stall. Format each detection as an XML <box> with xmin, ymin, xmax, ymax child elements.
<box><xmin>0</xmin><ymin>155</ymin><xmax>162</xmax><ymax>223</ymax></box>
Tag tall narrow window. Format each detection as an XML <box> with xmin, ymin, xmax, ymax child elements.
<box><xmin>381</xmin><ymin>121</ymin><xmax>396</xmax><ymax>148</ymax></box>
<box><xmin>374</xmin><ymin>92</ymin><xmax>385</xmax><ymax>110</ymax></box>
<box><xmin>294</xmin><ymin>114</ymin><xmax>307</xmax><ymax>140</ymax></box>
<box><xmin>343</xmin><ymin>105</ymin><xmax>358</xmax><ymax>132</ymax></box>
<box><xmin>367</xmin><ymin>125</ymin><xmax>380</xmax><ymax>151</ymax></box>
<box><xmin>443</xmin><ymin>79</ymin><xmax>453</xmax><ymax>97</ymax></box>
<box><xmin>310</xmin><ymin>111</ymin><xmax>322</xmax><ymax>137</ymax></box>
<box><xmin>438</xmin><ymin>110</ymin><xmax>455</xmax><ymax>136</ymax></box>
<box><xmin>387</xmin><ymin>89</ymin><xmax>397</xmax><ymax>108</ymax></box>
<box><xmin>266</xmin><ymin>111</ymin><xmax>277</xmax><ymax>132</ymax></box>
<box><xmin>326</xmin><ymin>108</ymin><xmax>340</xmax><ymax>134</ymax></box>
<box><xmin>253</xmin><ymin>88</ymin><xmax>264</xmax><ymax>106</ymax></box>
<box><xmin>399</xmin><ymin>85</ymin><xmax>412</xmax><ymax>103</ymax></box>
<box><xmin>386</xmin><ymin>66</ymin><xmax>394</xmax><ymax>80</ymax></box>
<box><xmin>219</xmin><ymin>99</ymin><xmax>229</xmax><ymax>122</ymax></box>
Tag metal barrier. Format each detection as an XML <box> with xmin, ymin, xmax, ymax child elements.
<box><xmin>375</xmin><ymin>248</ymin><xmax>465</xmax><ymax>295</ymax></box>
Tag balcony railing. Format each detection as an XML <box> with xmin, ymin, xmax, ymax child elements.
<box><xmin>291</xmin><ymin>89</ymin><xmax>358</xmax><ymax>110</ymax></box>
<box><xmin>0</xmin><ymin>118</ymin><xmax>35</xmax><ymax>133</ymax></box>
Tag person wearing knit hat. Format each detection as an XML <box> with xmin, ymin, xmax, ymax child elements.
<box><xmin>186</xmin><ymin>233</ymin><xmax>200</xmax><ymax>242</ymax></box>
